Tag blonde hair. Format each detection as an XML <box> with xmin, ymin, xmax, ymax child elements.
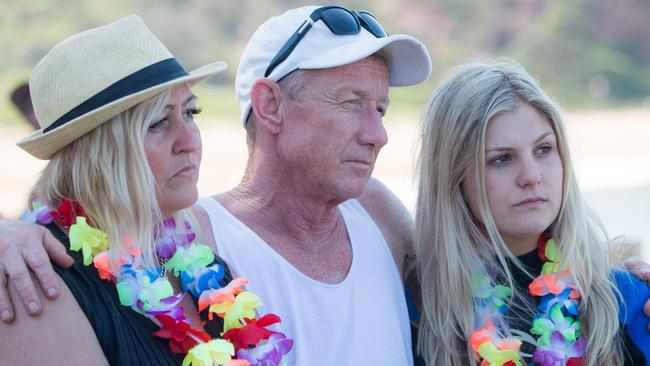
<box><xmin>35</xmin><ymin>88</ymin><xmax>188</xmax><ymax>268</ymax></box>
<box><xmin>414</xmin><ymin>60</ymin><xmax>622</xmax><ymax>365</ymax></box>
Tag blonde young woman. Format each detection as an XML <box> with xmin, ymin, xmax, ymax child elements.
<box><xmin>0</xmin><ymin>16</ymin><xmax>292</xmax><ymax>365</ymax></box>
<box><xmin>414</xmin><ymin>61</ymin><xmax>649</xmax><ymax>365</ymax></box>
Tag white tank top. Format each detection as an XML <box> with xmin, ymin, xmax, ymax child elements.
<box><xmin>198</xmin><ymin>197</ymin><xmax>413</xmax><ymax>366</ymax></box>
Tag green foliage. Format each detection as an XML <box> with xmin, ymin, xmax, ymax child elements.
<box><xmin>192</xmin><ymin>84</ymin><xmax>239</xmax><ymax>123</ymax></box>
<box><xmin>1</xmin><ymin>0</ymin><xmax>648</xmax><ymax>125</ymax></box>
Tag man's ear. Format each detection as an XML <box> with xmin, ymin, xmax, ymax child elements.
<box><xmin>250</xmin><ymin>78</ymin><xmax>283</xmax><ymax>134</ymax></box>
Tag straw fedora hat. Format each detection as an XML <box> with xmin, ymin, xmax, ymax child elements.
<box><xmin>17</xmin><ymin>15</ymin><xmax>227</xmax><ymax>159</ymax></box>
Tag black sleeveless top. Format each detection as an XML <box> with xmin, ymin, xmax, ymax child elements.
<box><xmin>408</xmin><ymin>249</ymin><xmax>647</xmax><ymax>365</ymax></box>
<box><xmin>509</xmin><ymin>248</ymin><xmax>646</xmax><ymax>365</ymax></box>
<box><xmin>48</xmin><ymin>223</ymin><xmax>233</xmax><ymax>366</ymax></box>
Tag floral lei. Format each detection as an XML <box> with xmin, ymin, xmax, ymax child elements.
<box><xmin>470</xmin><ymin>235</ymin><xmax>586</xmax><ymax>366</ymax></box>
<box><xmin>33</xmin><ymin>198</ymin><xmax>293</xmax><ymax>366</ymax></box>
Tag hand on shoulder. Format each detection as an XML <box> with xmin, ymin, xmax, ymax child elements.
<box><xmin>0</xmin><ymin>271</ymin><xmax>108</xmax><ymax>364</ymax></box>
<box><xmin>0</xmin><ymin>219</ymin><xmax>72</xmax><ymax>322</ymax></box>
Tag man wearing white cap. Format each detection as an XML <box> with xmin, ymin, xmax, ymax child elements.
<box><xmin>0</xmin><ymin>6</ymin><xmax>430</xmax><ymax>364</ymax></box>
<box><xmin>4</xmin><ymin>5</ymin><xmax>650</xmax><ymax>365</ymax></box>
<box><xmin>185</xmin><ymin>10</ymin><xmax>650</xmax><ymax>366</ymax></box>
<box><xmin>194</xmin><ymin>6</ymin><xmax>431</xmax><ymax>364</ymax></box>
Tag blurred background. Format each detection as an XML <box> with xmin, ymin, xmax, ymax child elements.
<box><xmin>1</xmin><ymin>0</ymin><xmax>649</xmax><ymax>260</ymax></box>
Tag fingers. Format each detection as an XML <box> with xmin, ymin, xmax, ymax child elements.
<box><xmin>43</xmin><ymin>230</ymin><xmax>73</xmax><ymax>268</ymax></box>
<box><xmin>0</xmin><ymin>264</ymin><xmax>15</xmax><ymax>322</ymax></box>
<box><xmin>23</xmin><ymin>228</ymin><xmax>71</xmax><ymax>302</ymax></box>
<box><xmin>623</xmin><ymin>257</ymin><xmax>650</xmax><ymax>284</ymax></box>
<box><xmin>3</xmin><ymin>253</ymin><xmax>41</xmax><ymax>318</ymax></box>
<box><xmin>0</xmin><ymin>221</ymin><xmax>66</xmax><ymax>322</ymax></box>
<box><xmin>0</xmin><ymin>236</ymin><xmax>42</xmax><ymax>322</ymax></box>
<box><xmin>24</xmin><ymin>237</ymin><xmax>60</xmax><ymax>300</ymax></box>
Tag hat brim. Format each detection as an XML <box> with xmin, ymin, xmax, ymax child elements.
<box><xmin>297</xmin><ymin>34</ymin><xmax>431</xmax><ymax>87</ymax></box>
<box><xmin>18</xmin><ymin>61</ymin><xmax>227</xmax><ymax>160</ymax></box>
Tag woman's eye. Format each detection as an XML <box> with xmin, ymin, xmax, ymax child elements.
<box><xmin>148</xmin><ymin>118</ymin><xmax>168</xmax><ymax>132</ymax></box>
<box><xmin>489</xmin><ymin>154</ymin><xmax>511</xmax><ymax>166</ymax></box>
<box><xmin>183</xmin><ymin>107</ymin><xmax>202</xmax><ymax>120</ymax></box>
<box><xmin>536</xmin><ymin>144</ymin><xmax>551</xmax><ymax>155</ymax></box>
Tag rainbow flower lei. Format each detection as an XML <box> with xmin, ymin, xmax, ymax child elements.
<box><xmin>470</xmin><ymin>235</ymin><xmax>585</xmax><ymax>366</ymax></box>
<box><xmin>34</xmin><ymin>198</ymin><xmax>293</xmax><ymax>366</ymax></box>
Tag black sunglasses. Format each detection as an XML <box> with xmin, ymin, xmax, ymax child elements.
<box><xmin>264</xmin><ymin>6</ymin><xmax>388</xmax><ymax>77</ymax></box>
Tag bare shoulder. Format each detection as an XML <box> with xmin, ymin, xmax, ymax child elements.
<box><xmin>189</xmin><ymin>201</ymin><xmax>218</xmax><ymax>254</ymax></box>
<box><xmin>0</xmin><ymin>272</ymin><xmax>108</xmax><ymax>364</ymax></box>
<box><xmin>189</xmin><ymin>198</ymin><xmax>240</xmax><ymax>277</ymax></box>
<box><xmin>357</xmin><ymin>177</ymin><xmax>414</xmax><ymax>278</ymax></box>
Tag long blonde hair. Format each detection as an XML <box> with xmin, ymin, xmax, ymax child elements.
<box><xmin>414</xmin><ymin>60</ymin><xmax>622</xmax><ymax>365</ymax></box>
<box><xmin>35</xmin><ymin>88</ymin><xmax>186</xmax><ymax>268</ymax></box>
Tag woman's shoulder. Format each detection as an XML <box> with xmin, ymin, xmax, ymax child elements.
<box><xmin>612</xmin><ymin>270</ymin><xmax>650</xmax><ymax>364</ymax></box>
<box><xmin>189</xmin><ymin>201</ymin><xmax>219</xmax><ymax>253</ymax></box>
<box><xmin>0</xmin><ymin>270</ymin><xmax>108</xmax><ymax>364</ymax></box>
<box><xmin>612</xmin><ymin>269</ymin><xmax>650</xmax><ymax>322</ymax></box>
<box><xmin>43</xmin><ymin>224</ymin><xmax>191</xmax><ymax>365</ymax></box>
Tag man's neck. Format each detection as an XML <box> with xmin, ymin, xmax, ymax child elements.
<box><xmin>213</xmin><ymin>177</ymin><xmax>354</xmax><ymax>283</ymax></box>
<box><xmin>221</xmin><ymin>183</ymin><xmax>343</xmax><ymax>248</ymax></box>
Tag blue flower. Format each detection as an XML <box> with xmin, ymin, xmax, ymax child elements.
<box><xmin>538</xmin><ymin>288</ymin><xmax>579</xmax><ymax>316</ymax></box>
<box><xmin>181</xmin><ymin>263</ymin><xmax>226</xmax><ymax>298</ymax></box>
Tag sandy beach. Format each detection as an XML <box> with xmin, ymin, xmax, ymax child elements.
<box><xmin>2</xmin><ymin>108</ymin><xmax>649</xmax><ymax>259</ymax></box>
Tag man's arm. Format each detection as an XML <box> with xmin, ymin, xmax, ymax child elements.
<box><xmin>357</xmin><ymin>177</ymin><xmax>414</xmax><ymax>280</ymax></box>
<box><xmin>0</xmin><ymin>220</ymin><xmax>73</xmax><ymax>322</ymax></box>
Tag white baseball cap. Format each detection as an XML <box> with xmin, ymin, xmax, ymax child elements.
<box><xmin>235</xmin><ymin>5</ymin><xmax>432</xmax><ymax>126</ymax></box>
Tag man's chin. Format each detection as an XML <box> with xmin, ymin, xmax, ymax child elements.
<box><xmin>344</xmin><ymin>177</ymin><xmax>372</xmax><ymax>200</ymax></box>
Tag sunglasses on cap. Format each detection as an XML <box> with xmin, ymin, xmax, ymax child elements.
<box><xmin>264</xmin><ymin>6</ymin><xmax>388</xmax><ymax>77</ymax></box>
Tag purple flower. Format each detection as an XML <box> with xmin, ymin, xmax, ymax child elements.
<box><xmin>533</xmin><ymin>332</ymin><xmax>586</xmax><ymax>366</ymax></box>
<box><xmin>236</xmin><ymin>333</ymin><xmax>294</xmax><ymax>366</ymax></box>
<box><xmin>34</xmin><ymin>205</ymin><xmax>54</xmax><ymax>224</ymax></box>
<box><xmin>141</xmin><ymin>293</ymin><xmax>186</xmax><ymax>317</ymax></box>
<box><xmin>154</xmin><ymin>218</ymin><xmax>196</xmax><ymax>259</ymax></box>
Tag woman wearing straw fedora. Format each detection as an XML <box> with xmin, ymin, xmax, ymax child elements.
<box><xmin>0</xmin><ymin>15</ymin><xmax>292</xmax><ymax>366</ymax></box>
